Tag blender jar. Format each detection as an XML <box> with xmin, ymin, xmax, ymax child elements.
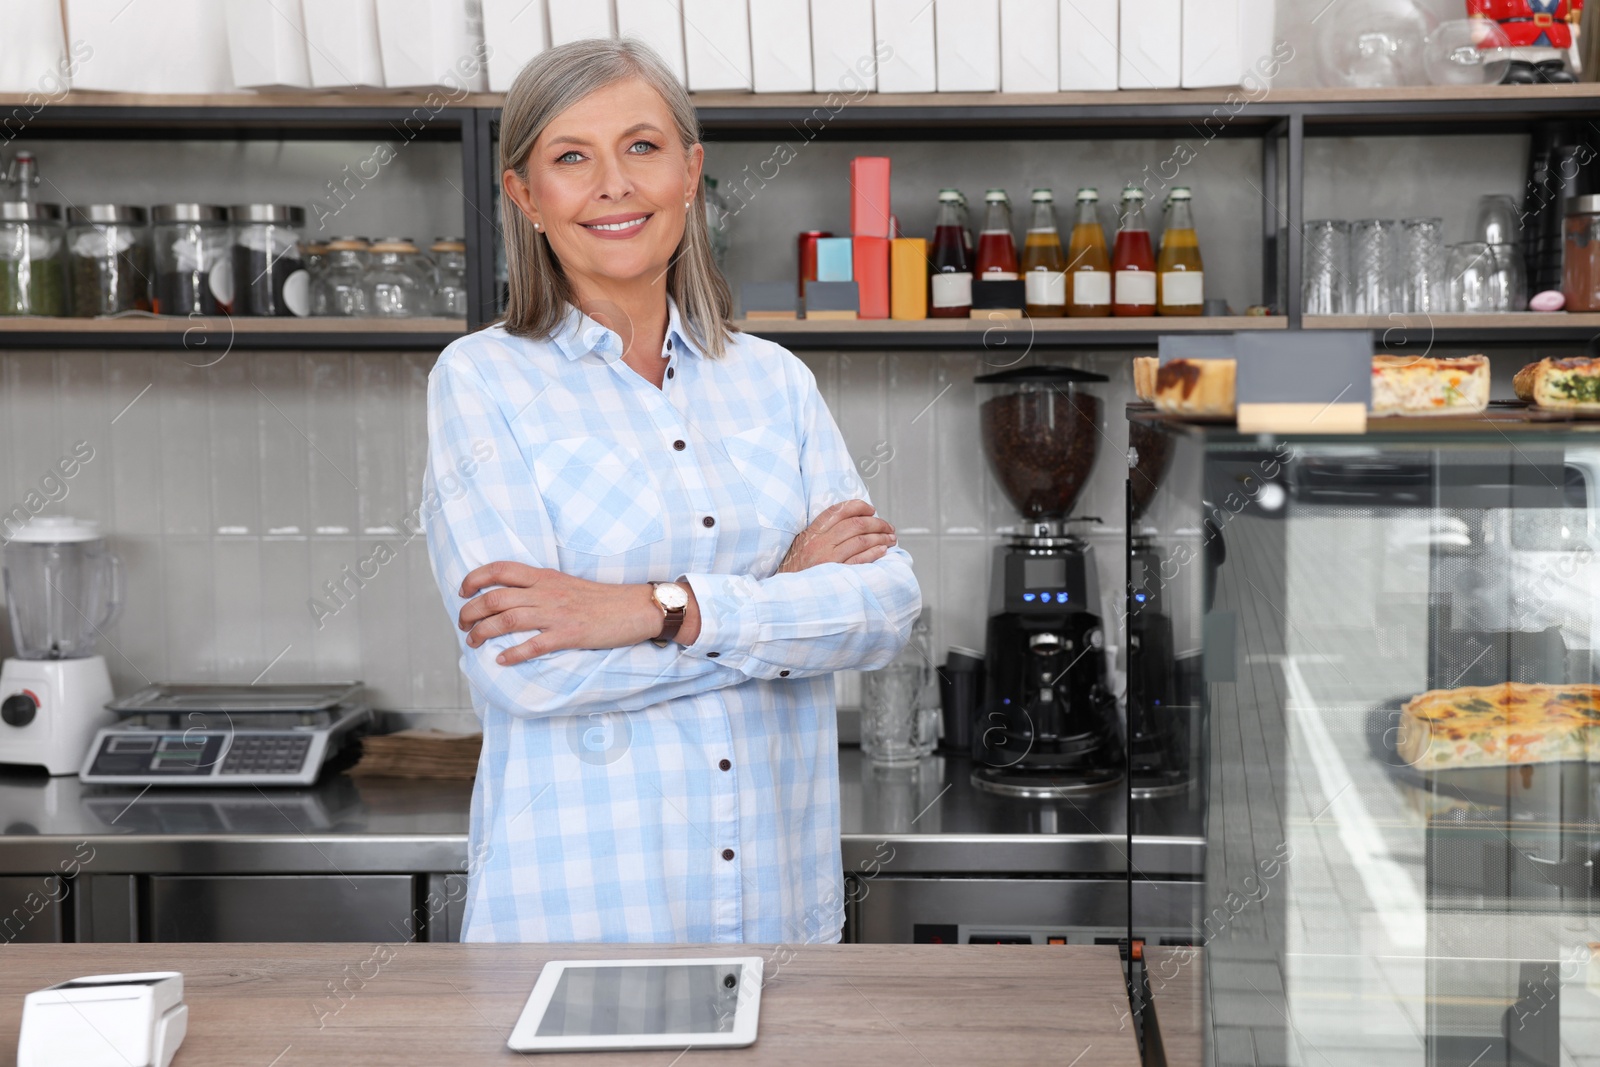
<box><xmin>3</xmin><ymin>517</ymin><xmax>122</xmax><ymax>659</ymax></box>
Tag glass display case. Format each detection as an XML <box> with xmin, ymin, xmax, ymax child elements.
<box><xmin>1127</xmin><ymin>408</ymin><xmax>1600</xmax><ymax>1067</ymax></box>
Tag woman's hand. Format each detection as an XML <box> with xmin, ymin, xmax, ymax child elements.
<box><xmin>778</xmin><ymin>499</ymin><xmax>897</xmax><ymax>574</ymax></box>
<box><xmin>458</xmin><ymin>562</ymin><xmax>674</xmax><ymax>665</ymax></box>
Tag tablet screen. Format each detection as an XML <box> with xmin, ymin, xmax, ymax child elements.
<box><xmin>535</xmin><ymin>964</ymin><xmax>741</xmax><ymax>1037</ymax></box>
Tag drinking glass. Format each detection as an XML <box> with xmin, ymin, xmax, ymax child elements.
<box><xmin>861</xmin><ymin>661</ymin><xmax>938</xmax><ymax>765</ymax></box>
<box><xmin>1488</xmin><ymin>242</ymin><xmax>1527</xmax><ymax>311</ymax></box>
<box><xmin>1475</xmin><ymin>194</ymin><xmax>1523</xmax><ymax>246</ymax></box>
<box><xmin>1399</xmin><ymin>217</ymin><xmax>1444</xmax><ymax>313</ymax></box>
<box><xmin>1302</xmin><ymin>220</ymin><xmax>1350</xmax><ymax>315</ymax></box>
<box><xmin>1447</xmin><ymin>241</ymin><xmax>1498</xmax><ymax>312</ymax></box>
<box><xmin>1350</xmin><ymin>219</ymin><xmax>1401</xmax><ymax>314</ymax></box>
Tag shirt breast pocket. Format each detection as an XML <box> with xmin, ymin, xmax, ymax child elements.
<box><xmin>532</xmin><ymin>436</ymin><xmax>666</xmax><ymax>556</ymax></box>
<box><xmin>723</xmin><ymin>425</ymin><xmax>808</xmax><ymax>534</ymax></box>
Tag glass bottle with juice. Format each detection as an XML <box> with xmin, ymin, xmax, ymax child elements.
<box><xmin>1020</xmin><ymin>189</ymin><xmax>1066</xmax><ymax>317</ymax></box>
<box><xmin>1112</xmin><ymin>185</ymin><xmax>1157</xmax><ymax>317</ymax></box>
<box><xmin>1067</xmin><ymin>187</ymin><xmax>1111</xmax><ymax>318</ymax></box>
<box><xmin>956</xmin><ymin>190</ymin><xmax>974</xmax><ymax>260</ymax></box>
<box><xmin>929</xmin><ymin>188</ymin><xmax>973</xmax><ymax>318</ymax></box>
<box><xmin>1157</xmin><ymin>186</ymin><xmax>1204</xmax><ymax>316</ymax></box>
<box><xmin>975</xmin><ymin>189</ymin><xmax>1018</xmax><ymax>280</ymax></box>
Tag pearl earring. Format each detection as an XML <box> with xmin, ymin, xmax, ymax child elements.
<box><xmin>534</xmin><ymin>223</ymin><xmax>541</xmax><ymax>230</ymax></box>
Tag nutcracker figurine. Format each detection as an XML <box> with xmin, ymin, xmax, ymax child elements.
<box><xmin>1468</xmin><ymin>0</ymin><xmax>1585</xmax><ymax>81</ymax></box>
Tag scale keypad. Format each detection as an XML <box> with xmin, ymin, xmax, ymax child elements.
<box><xmin>220</xmin><ymin>735</ymin><xmax>313</xmax><ymax>775</ymax></box>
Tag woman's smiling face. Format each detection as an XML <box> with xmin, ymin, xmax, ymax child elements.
<box><xmin>507</xmin><ymin>75</ymin><xmax>704</xmax><ymax>289</ymax></box>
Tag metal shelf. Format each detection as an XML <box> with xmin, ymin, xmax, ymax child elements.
<box><xmin>0</xmin><ymin>316</ymin><xmax>469</xmax><ymax>351</ymax></box>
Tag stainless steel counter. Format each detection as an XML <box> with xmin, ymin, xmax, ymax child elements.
<box><xmin>0</xmin><ymin>749</ymin><xmax>1203</xmax><ymax>879</ymax></box>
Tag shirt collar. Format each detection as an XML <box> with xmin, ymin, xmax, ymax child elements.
<box><xmin>550</xmin><ymin>296</ymin><xmax>699</xmax><ymax>363</ymax></box>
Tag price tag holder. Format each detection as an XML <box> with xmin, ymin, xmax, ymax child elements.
<box><xmin>1235</xmin><ymin>331</ymin><xmax>1372</xmax><ymax>435</ymax></box>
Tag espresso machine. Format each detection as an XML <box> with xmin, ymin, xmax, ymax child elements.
<box><xmin>971</xmin><ymin>366</ymin><xmax>1122</xmax><ymax>797</ymax></box>
<box><xmin>0</xmin><ymin>516</ymin><xmax>121</xmax><ymax>774</ymax></box>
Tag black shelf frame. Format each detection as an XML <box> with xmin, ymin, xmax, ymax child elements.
<box><xmin>2</xmin><ymin>92</ymin><xmax>1598</xmax><ymax>350</ymax></box>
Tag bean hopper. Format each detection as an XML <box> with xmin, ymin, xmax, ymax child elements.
<box><xmin>0</xmin><ymin>517</ymin><xmax>120</xmax><ymax>774</ymax></box>
<box><xmin>971</xmin><ymin>365</ymin><xmax>1123</xmax><ymax>797</ymax></box>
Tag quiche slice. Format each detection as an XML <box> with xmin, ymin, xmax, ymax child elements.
<box><xmin>1514</xmin><ymin>357</ymin><xmax>1600</xmax><ymax>411</ymax></box>
<box><xmin>1370</xmin><ymin>355</ymin><xmax>1490</xmax><ymax>417</ymax></box>
<box><xmin>1397</xmin><ymin>682</ymin><xmax>1600</xmax><ymax>771</ymax></box>
<box><xmin>1134</xmin><ymin>356</ymin><xmax>1158</xmax><ymax>402</ymax></box>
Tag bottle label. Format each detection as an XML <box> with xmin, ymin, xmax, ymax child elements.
<box><xmin>1161</xmin><ymin>271</ymin><xmax>1204</xmax><ymax>307</ymax></box>
<box><xmin>1115</xmin><ymin>270</ymin><xmax>1156</xmax><ymax>306</ymax></box>
<box><xmin>1071</xmin><ymin>270</ymin><xmax>1111</xmax><ymax>306</ymax></box>
<box><xmin>931</xmin><ymin>271</ymin><xmax>973</xmax><ymax>308</ymax></box>
<box><xmin>1025</xmin><ymin>270</ymin><xmax>1066</xmax><ymax>306</ymax></box>
<box><xmin>980</xmin><ymin>270</ymin><xmax>1019</xmax><ymax>281</ymax></box>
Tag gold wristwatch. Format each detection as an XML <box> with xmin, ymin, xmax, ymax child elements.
<box><xmin>649</xmin><ymin>581</ymin><xmax>689</xmax><ymax>648</ymax></box>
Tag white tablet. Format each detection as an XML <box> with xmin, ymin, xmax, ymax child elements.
<box><xmin>506</xmin><ymin>957</ymin><xmax>764</xmax><ymax>1054</ymax></box>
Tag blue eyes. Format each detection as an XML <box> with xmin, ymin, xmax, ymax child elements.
<box><xmin>555</xmin><ymin>141</ymin><xmax>659</xmax><ymax>165</ymax></box>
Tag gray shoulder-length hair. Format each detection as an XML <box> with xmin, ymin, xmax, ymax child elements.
<box><xmin>497</xmin><ymin>38</ymin><xmax>736</xmax><ymax>357</ymax></box>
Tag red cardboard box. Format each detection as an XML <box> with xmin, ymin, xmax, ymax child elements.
<box><xmin>853</xmin><ymin>236</ymin><xmax>890</xmax><ymax>319</ymax></box>
<box><xmin>850</xmin><ymin>156</ymin><xmax>892</xmax><ymax>239</ymax></box>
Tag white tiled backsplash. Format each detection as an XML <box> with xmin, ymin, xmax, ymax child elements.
<box><xmin>0</xmin><ymin>347</ymin><xmax>1140</xmax><ymax>726</ymax></box>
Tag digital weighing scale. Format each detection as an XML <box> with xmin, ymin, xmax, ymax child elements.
<box><xmin>78</xmin><ymin>683</ymin><xmax>371</xmax><ymax>787</ymax></box>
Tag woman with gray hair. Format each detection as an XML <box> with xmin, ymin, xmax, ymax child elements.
<box><xmin>422</xmin><ymin>38</ymin><xmax>922</xmax><ymax>944</ymax></box>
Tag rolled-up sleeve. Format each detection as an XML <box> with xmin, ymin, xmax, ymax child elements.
<box><xmin>681</xmin><ymin>358</ymin><xmax>922</xmax><ymax>679</ymax></box>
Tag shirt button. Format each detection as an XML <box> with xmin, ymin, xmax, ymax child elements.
<box><xmin>673</xmin><ymin>439</ymin><xmax>686</xmax><ymax>451</ymax></box>
<box><xmin>667</xmin><ymin>367</ymin><xmax>675</xmax><ymax>379</ymax></box>
<box><xmin>707</xmin><ymin>651</ymin><xmax>720</xmax><ymax>659</ymax></box>
<box><xmin>721</xmin><ymin>848</ymin><xmax>735</xmax><ymax>861</ymax></box>
<box><xmin>719</xmin><ymin>759</ymin><xmax>731</xmax><ymax>771</ymax></box>
<box><xmin>667</xmin><ymin>338</ymin><xmax>674</xmax><ymax>350</ymax></box>
<box><xmin>779</xmin><ymin>670</ymin><xmax>790</xmax><ymax>677</ymax></box>
<box><xmin>702</xmin><ymin>516</ymin><xmax>716</xmax><ymax>528</ymax></box>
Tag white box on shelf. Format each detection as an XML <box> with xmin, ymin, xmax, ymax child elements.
<box><xmin>1000</xmin><ymin>0</ymin><xmax>1058</xmax><ymax>92</ymax></box>
<box><xmin>224</xmin><ymin>0</ymin><xmax>312</xmax><ymax>90</ymax></box>
<box><xmin>0</xmin><ymin>0</ymin><xmax>72</xmax><ymax>94</ymax></box>
<box><xmin>549</xmin><ymin>0</ymin><xmax>616</xmax><ymax>46</ymax></box>
<box><xmin>682</xmin><ymin>0</ymin><xmax>752</xmax><ymax>91</ymax></box>
<box><xmin>1181</xmin><ymin>0</ymin><xmax>1277</xmax><ymax>87</ymax></box>
<box><xmin>875</xmin><ymin>0</ymin><xmax>936</xmax><ymax>93</ymax></box>
<box><xmin>1117</xmin><ymin>0</ymin><xmax>1180</xmax><ymax>89</ymax></box>
<box><xmin>616</xmin><ymin>0</ymin><xmax>687</xmax><ymax>84</ymax></box>
<box><xmin>751</xmin><ymin>0</ymin><xmax>814</xmax><ymax>92</ymax></box>
<box><xmin>810</xmin><ymin>0</ymin><xmax>877</xmax><ymax>93</ymax></box>
<box><xmin>482</xmin><ymin>0</ymin><xmax>549</xmax><ymax>92</ymax></box>
<box><xmin>376</xmin><ymin>0</ymin><xmax>489</xmax><ymax>90</ymax></box>
<box><xmin>66</xmin><ymin>0</ymin><xmax>238</xmax><ymax>93</ymax></box>
<box><xmin>935</xmin><ymin>0</ymin><xmax>999</xmax><ymax>92</ymax></box>
<box><xmin>1058</xmin><ymin>0</ymin><xmax>1118</xmax><ymax>91</ymax></box>
<box><xmin>301</xmin><ymin>0</ymin><xmax>387</xmax><ymax>89</ymax></box>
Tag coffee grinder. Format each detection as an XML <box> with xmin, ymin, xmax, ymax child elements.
<box><xmin>1126</xmin><ymin>420</ymin><xmax>1189</xmax><ymax>798</ymax></box>
<box><xmin>972</xmin><ymin>366</ymin><xmax>1122</xmax><ymax>797</ymax></box>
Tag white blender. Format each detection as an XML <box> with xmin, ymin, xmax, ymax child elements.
<box><xmin>0</xmin><ymin>517</ymin><xmax>120</xmax><ymax>774</ymax></box>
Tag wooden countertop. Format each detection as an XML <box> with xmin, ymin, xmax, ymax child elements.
<box><xmin>0</xmin><ymin>943</ymin><xmax>1138</xmax><ymax>1066</ymax></box>
<box><xmin>1143</xmin><ymin>946</ymin><xmax>1204</xmax><ymax>1067</ymax></box>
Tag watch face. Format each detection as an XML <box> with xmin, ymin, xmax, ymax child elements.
<box><xmin>654</xmin><ymin>582</ymin><xmax>689</xmax><ymax>611</ymax></box>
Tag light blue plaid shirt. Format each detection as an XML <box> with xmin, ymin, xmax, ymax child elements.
<box><xmin>423</xmin><ymin>297</ymin><xmax>921</xmax><ymax>944</ymax></box>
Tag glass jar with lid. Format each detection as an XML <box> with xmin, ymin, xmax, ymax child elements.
<box><xmin>362</xmin><ymin>237</ymin><xmax>431</xmax><ymax>318</ymax></box>
<box><xmin>228</xmin><ymin>204</ymin><xmax>310</xmax><ymax>317</ymax></box>
<box><xmin>428</xmin><ymin>237</ymin><xmax>467</xmax><ymax>317</ymax></box>
<box><xmin>151</xmin><ymin>204</ymin><xmax>229</xmax><ymax>315</ymax></box>
<box><xmin>301</xmin><ymin>237</ymin><xmax>329</xmax><ymax>309</ymax></box>
<box><xmin>312</xmin><ymin>236</ymin><xmax>370</xmax><ymax>317</ymax></box>
<box><xmin>0</xmin><ymin>202</ymin><xmax>67</xmax><ymax>316</ymax></box>
<box><xmin>1564</xmin><ymin>195</ymin><xmax>1600</xmax><ymax>312</ymax></box>
<box><xmin>67</xmin><ymin>204</ymin><xmax>151</xmax><ymax>317</ymax></box>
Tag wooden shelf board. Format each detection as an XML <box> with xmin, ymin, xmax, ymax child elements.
<box><xmin>5</xmin><ymin>83</ymin><xmax>1599</xmax><ymax>114</ymax></box>
<box><xmin>1305</xmin><ymin>313</ymin><xmax>1600</xmax><ymax>332</ymax></box>
<box><xmin>0</xmin><ymin>316</ymin><xmax>468</xmax><ymax>335</ymax></box>
<box><xmin>736</xmin><ymin>315</ymin><xmax>1285</xmax><ymax>334</ymax></box>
